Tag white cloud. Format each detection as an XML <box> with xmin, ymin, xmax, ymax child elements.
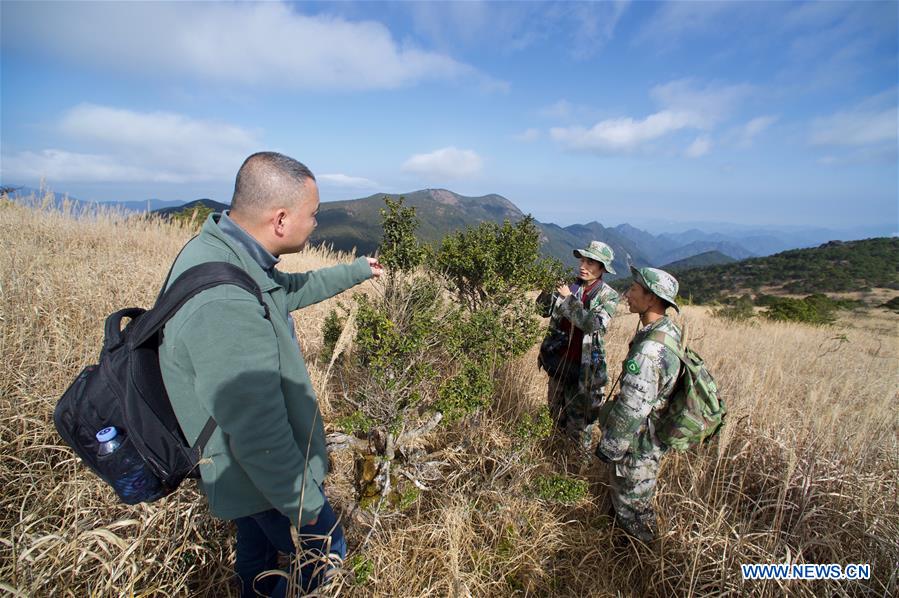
<box><xmin>685</xmin><ymin>136</ymin><xmax>712</xmax><ymax>158</ymax></box>
<box><xmin>744</xmin><ymin>115</ymin><xmax>778</xmax><ymax>138</ymax></box>
<box><xmin>635</xmin><ymin>1</ymin><xmax>751</xmax><ymax>48</ymax></box>
<box><xmin>407</xmin><ymin>1</ymin><xmax>630</xmax><ymax>59</ymax></box>
<box><xmin>808</xmin><ymin>91</ymin><xmax>897</xmax><ymax>165</ymax></box>
<box><xmin>809</xmin><ymin>108</ymin><xmax>897</xmax><ymax>147</ymax></box>
<box><xmin>3</xmin><ymin>149</ymin><xmax>168</xmax><ymax>183</ymax></box>
<box><xmin>3</xmin><ymin>1</ymin><xmax>492</xmax><ymax>91</ymax></box>
<box><xmin>815</xmin><ymin>145</ymin><xmax>898</xmax><ymax>167</ymax></box>
<box><xmin>401</xmin><ymin>147</ymin><xmax>483</xmax><ymax>179</ymax></box>
<box><xmin>318</xmin><ymin>174</ymin><xmax>380</xmax><ymax>189</ymax></box>
<box><xmin>550</xmin><ymin>110</ymin><xmax>702</xmax><ymax>153</ymax></box>
<box><xmin>514</xmin><ymin>128</ymin><xmax>541</xmax><ymax>142</ymax></box>
<box><xmin>650</xmin><ymin>79</ymin><xmax>753</xmax><ymax>128</ymax></box>
<box><xmin>729</xmin><ymin>115</ymin><xmax>779</xmax><ymax>148</ymax></box>
<box><xmin>2</xmin><ymin>104</ymin><xmax>259</xmax><ymax>183</ymax></box>
<box><xmin>548</xmin><ymin>79</ymin><xmax>753</xmax><ymax>155</ymax></box>
<box><xmin>567</xmin><ymin>0</ymin><xmax>631</xmax><ymax>59</ymax></box>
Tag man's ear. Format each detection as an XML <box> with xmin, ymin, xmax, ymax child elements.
<box><xmin>273</xmin><ymin>208</ymin><xmax>288</xmax><ymax>234</ymax></box>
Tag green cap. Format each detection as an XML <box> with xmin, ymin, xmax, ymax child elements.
<box><xmin>573</xmin><ymin>240</ymin><xmax>616</xmax><ymax>274</ymax></box>
<box><xmin>630</xmin><ymin>265</ymin><xmax>680</xmax><ymax>312</ymax></box>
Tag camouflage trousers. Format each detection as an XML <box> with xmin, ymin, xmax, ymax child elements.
<box><xmin>607</xmin><ymin>443</ymin><xmax>664</xmax><ymax>541</ymax></box>
<box><xmin>547</xmin><ymin>376</ymin><xmax>604</xmax><ymax>454</ymax></box>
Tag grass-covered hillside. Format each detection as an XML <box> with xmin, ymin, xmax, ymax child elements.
<box><xmin>615</xmin><ymin>237</ymin><xmax>898</xmax><ymax>304</ymax></box>
<box><xmin>2</xmin><ymin>196</ymin><xmax>897</xmax><ymax>597</ymax></box>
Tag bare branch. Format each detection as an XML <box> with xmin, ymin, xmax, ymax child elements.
<box><xmin>396</xmin><ymin>467</ymin><xmax>430</xmax><ymax>491</ymax></box>
<box><xmin>397</xmin><ymin>412</ymin><xmax>443</xmax><ymax>446</ymax></box>
<box><xmin>325</xmin><ymin>432</ymin><xmax>369</xmax><ymax>453</ymax></box>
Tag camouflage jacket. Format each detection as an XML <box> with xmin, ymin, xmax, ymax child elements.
<box><xmin>539</xmin><ymin>280</ymin><xmax>619</xmax><ymax>396</ymax></box>
<box><xmin>597</xmin><ymin>316</ymin><xmax>682</xmax><ymax>461</ymax></box>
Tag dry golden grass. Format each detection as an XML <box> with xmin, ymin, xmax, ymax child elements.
<box><xmin>1</xmin><ymin>197</ymin><xmax>897</xmax><ymax>597</ymax></box>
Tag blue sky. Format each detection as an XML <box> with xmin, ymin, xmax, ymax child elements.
<box><xmin>1</xmin><ymin>1</ymin><xmax>896</xmax><ymax>232</ymax></box>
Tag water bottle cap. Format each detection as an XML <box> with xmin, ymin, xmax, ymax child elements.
<box><xmin>96</xmin><ymin>427</ymin><xmax>118</xmax><ymax>442</ymax></box>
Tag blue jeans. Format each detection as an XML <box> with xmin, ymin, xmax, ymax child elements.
<box><xmin>234</xmin><ymin>495</ymin><xmax>346</xmax><ymax>597</ymax></box>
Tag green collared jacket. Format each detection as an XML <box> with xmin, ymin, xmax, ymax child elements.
<box><xmin>159</xmin><ymin>214</ymin><xmax>372</xmax><ymax>525</ymax></box>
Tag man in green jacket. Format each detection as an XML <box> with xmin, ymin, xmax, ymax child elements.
<box><xmin>159</xmin><ymin>152</ymin><xmax>382</xmax><ymax>596</ymax></box>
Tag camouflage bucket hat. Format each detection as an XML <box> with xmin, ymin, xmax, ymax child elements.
<box><xmin>630</xmin><ymin>265</ymin><xmax>680</xmax><ymax>312</ymax></box>
<box><xmin>573</xmin><ymin>240</ymin><xmax>616</xmax><ymax>274</ymax></box>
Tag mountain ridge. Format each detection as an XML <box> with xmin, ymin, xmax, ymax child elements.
<box><xmin>4</xmin><ymin>184</ymin><xmax>880</xmax><ymax>274</ymax></box>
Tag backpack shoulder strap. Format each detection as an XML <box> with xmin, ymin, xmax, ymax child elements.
<box><xmin>132</xmin><ymin>261</ymin><xmax>270</xmax><ymax>347</ymax></box>
<box><xmin>154</xmin><ymin>235</ymin><xmax>198</xmax><ymax>305</ymax></box>
<box><xmin>644</xmin><ymin>330</ymin><xmax>685</xmax><ymax>363</ymax></box>
<box><xmin>135</xmin><ymin>261</ymin><xmax>269</xmax><ymax>460</ymax></box>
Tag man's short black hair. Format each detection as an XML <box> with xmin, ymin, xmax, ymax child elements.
<box><xmin>231</xmin><ymin>152</ymin><xmax>316</xmax><ymax>214</ymax></box>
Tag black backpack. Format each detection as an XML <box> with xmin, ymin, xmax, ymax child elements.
<box><xmin>54</xmin><ymin>261</ymin><xmax>270</xmax><ymax>504</ymax></box>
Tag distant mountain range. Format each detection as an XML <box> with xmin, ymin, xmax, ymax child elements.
<box><xmin>304</xmin><ymin>188</ymin><xmax>793</xmax><ymax>276</ymax></box>
<box><xmin>5</xmin><ymin>185</ymin><xmax>887</xmax><ymax>277</ymax></box>
<box><xmin>660</xmin><ymin>251</ymin><xmax>737</xmax><ymax>272</ymax></box>
<box><xmin>5</xmin><ymin>186</ymin><xmax>185</xmax><ymax>213</ymax></box>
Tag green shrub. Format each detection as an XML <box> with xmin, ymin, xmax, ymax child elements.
<box><xmin>880</xmin><ymin>296</ymin><xmax>899</xmax><ymax>313</ymax></box>
<box><xmin>335</xmin><ymin>410</ymin><xmax>375</xmax><ymax>435</ymax></box>
<box><xmin>713</xmin><ymin>294</ymin><xmax>755</xmax><ymax>321</ymax></box>
<box><xmin>320</xmin><ymin>307</ymin><xmax>345</xmax><ymax>360</ymax></box>
<box><xmin>435</xmin><ymin>358</ymin><xmax>495</xmax><ymax>422</ymax></box>
<box><xmin>530</xmin><ymin>474</ymin><xmax>588</xmax><ymax>504</ymax></box>
<box><xmin>379</xmin><ymin>197</ymin><xmax>425</xmax><ymax>273</ymax></box>
<box><xmin>514</xmin><ymin>407</ymin><xmax>553</xmax><ymax>443</ymax></box>
<box><xmin>330</xmin><ymin>198</ymin><xmax>570</xmax><ymax>505</ymax></box>
<box><xmin>353</xmin><ymin>287</ymin><xmax>442</xmax><ymax>409</ymax></box>
<box><xmin>763</xmin><ymin>295</ymin><xmax>835</xmax><ymax>325</ymax></box>
<box><xmin>347</xmin><ymin>555</ymin><xmax>374</xmax><ymax>586</ymax></box>
<box><xmin>754</xmin><ymin>293</ymin><xmax>780</xmax><ymax>307</ymax></box>
<box><xmin>762</xmin><ymin>293</ymin><xmax>862</xmax><ymax>325</ymax></box>
<box><xmin>434</xmin><ymin>216</ymin><xmax>565</xmax><ymax>312</ymax></box>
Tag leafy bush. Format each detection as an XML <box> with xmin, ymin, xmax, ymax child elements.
<box><xmin>712</xmin><ymin>294</ymin><xmax>755</xmax><ymax>321</ymax></box>
<box><xmin>435</xmin><ymin>358</ymin><xmax>495</xmax><ymax>422</ymax></box>
<box><xmin>335</xmin><ymin>410</ymin><xmax>375</xmax><ymax>435</ymax></box>
<box><xmin>347</xmin><ymin>555</ymin><xmax>374</xmax><ymax>586</ymax></box>
<box><xmin>530</xmin><ymin>474</ymin><xmax>588</xmax><ymax>504</ymax></box>
<box><xmin>880</xmin><ymin>296</ymin><xmax>899</xmax><ymax>313</ymax></box>
<box><xmin>435</xmin><ymin>216</ymin><xmax>565</xmax><ymax>312</ymax></box>
<box><xmin>320</xmin><ymin>307</ymin><xmax>345</xmax><ymax>360</ymax></box>
<box><xmin>325</xmin><ymin>198</ymin><xmax>564</xmax><ymax>507</ymax></box>
<box><xmin>763</xmin><ymin>295</ymin><xmax>832</xmax><ymax>325</ymax></box>
<box><xmin>762</xmin><ymin>293</ymin><xmax>861</xmax><ymax>325</ymax></box>
<box><xmin>352</xmin><ymin>283</ymin><xmax>445</xmax><ymax>421</ymax></box>
<box><xmin>379</xmin><ymin>197</ymin><xmax>425</xmax><ymax>273</ymax></box>
<box><xmin>763</xmin><ymin>297</ymin><xmax>831</xmax><ymax>324</ymax></box>
<box><xmin>514</xmin><ymin>407</ymin><xmax>553</xmax><ymax>443</ymax></box>
<box><xmin>753</xmin><ymin>293</ymin><xmax>781</xmax><ymax>307</ymax></box>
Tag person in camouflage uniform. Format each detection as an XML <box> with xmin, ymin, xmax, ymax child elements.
<box><xmin>538</xmin><ymin>241</ymin><xmax>619</xmax><ymax>454</ymax></box>
<box><xmin>596</xmin><ymin>266</ymin><xmax>682</xmax><ymax>542</ymax></box>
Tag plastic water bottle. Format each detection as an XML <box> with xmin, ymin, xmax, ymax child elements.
<box><xmin>96</xmin><ymin>426</ymin><xmax>122</xmax><ymax>456</ymax></box>
<box><xmin>95</xmin><ymin>427</ymin><xmax>161</xmax><ymax>503</ymax></box>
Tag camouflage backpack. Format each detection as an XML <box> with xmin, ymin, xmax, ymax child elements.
<box><xmin>646</xmin><ymin>331</ymin><xmax>726</xmax><ymax>451</ymax></box>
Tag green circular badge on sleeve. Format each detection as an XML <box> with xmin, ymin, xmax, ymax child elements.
<box><xmin>625</xmin><ymin>358</ymin><xmax>640</xmax><ymax>375</ymax></box>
